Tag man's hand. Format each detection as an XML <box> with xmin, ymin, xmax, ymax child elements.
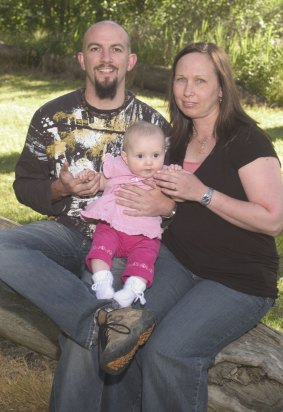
<box><xmin>115</xmin><ymin>180</ymin><xmax>175</xmax><ymax>217</ymax></box>
<box><xmin>51</xmin><ymin>162</ymin><xmax>101</xmax><ymax>201</ymax></box>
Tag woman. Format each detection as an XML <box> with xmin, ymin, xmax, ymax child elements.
<box><xmin>102</xmin><ymin>42</ymin><xmax>283</xmax><ymax>411</ymax></box>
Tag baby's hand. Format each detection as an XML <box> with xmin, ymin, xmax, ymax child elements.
<box><xmin>164</xmin><ymin>164</ymin><xmax>183</xmax><ymax>202</ymax></box>
<box><xmin>77</xmin><ymin>169</ymin><xmax>96</xmax><ymax>183</ymax></box>
<box><xmin>167</xmin><ymin>164</ymin><xmax>183</xmax><ymax>171</ymax></box>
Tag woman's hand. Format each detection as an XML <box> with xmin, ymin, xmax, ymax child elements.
<box><xmin>154</xmin><ymin>169</ymin><xmax>206</xmax><ymax>203</ymax></box>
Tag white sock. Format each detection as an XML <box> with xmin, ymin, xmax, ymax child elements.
<box><xmin>91</xmin><ymin>270</ymin><xmax>114</xmax><ymax>300</ymax></box>
<box><xmin>114</xmin><ymin>276</ymin><xmax>147</xmax><ymax>308</ymax></box>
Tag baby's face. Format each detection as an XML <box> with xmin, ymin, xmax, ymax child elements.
<box><xmin>123</xmin><ymin>131</ymin><xmax>165</xmax><ymax>178</ymax></box>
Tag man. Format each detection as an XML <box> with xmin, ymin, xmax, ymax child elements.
<box><xmin>0</xmin><ymin>21</ymin><xmax>174</xmax><ymax>411</ymax></box>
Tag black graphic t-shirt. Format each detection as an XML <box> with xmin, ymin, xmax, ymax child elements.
<box><xmin>14</xmin><ymin>88</ymin><xmax>171</xmax><ymax>238</ymax></box>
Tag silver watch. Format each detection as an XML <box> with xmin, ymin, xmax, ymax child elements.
<box><xmin>163</xmin><ymin>205</ymin><xmax>177</xmax><ymax>219</ymax></box>
<box><xmin>200</xmin><ymin>187</ymin><xmax>214</xmax><ymax>206</ymax></box>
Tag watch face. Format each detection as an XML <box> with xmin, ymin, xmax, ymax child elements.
<box><xmin>201</xmin><ymin>188</ymin><xmax>213</xmax><ymax>206</ymax></box>
<box><xmin>202</xmin><ymin>195</ymin><xmax>209</xmax><ymax>205</ymax></box>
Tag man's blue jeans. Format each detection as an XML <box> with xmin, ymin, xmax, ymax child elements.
<box><xmin>0</xmin><ymin>220</ymin><xmax>104</xmax><ymax>348</ymax></box>
<box><xmin>0</xmin><ymin>220</ymin><xmax>113</xmax><ymax>411</ymax></box>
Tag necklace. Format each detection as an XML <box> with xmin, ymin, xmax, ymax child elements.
<box><xmin>192</xmin><ymin>129</ymin><xmax>212</xmax><ymax>154</ymax></box>
<box><xmin>196</xmin><ymin>136</ymin><xmax>209</xmax><ymax>154</ymax></box>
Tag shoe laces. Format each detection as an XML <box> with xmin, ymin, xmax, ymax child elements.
<box><xmin>127</xmin><ymin>279</ymin><xmax>146</xmax><ymax>305</ymax></box>
<box><xmin>91</xmin><ymin>279</ymin><xmax>110</xmax><ymax>292</ymax></box>
<box><xmin>133</xmin><ymin>291</ymin><xmax>146</xmax><ymax>305</ymax></box>
<box><xmin>100</xmin><ymin>320</ymin><xmax>131</xmax><ymax>344</ymax></box>
<box><xmin>91</xmin><ymin>283</ymin><xmax>98</xmax><ymax>291</ymax></box>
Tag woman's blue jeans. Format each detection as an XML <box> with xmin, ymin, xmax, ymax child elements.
<box><xmin>102</xmin><ymin>244</ymin><xmax>275</xmax><ymax>412</ymax></box>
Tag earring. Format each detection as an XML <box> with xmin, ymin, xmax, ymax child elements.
<box><xmin>219</xmin><ymin>96</ymin><xmax>223</xmax><ymax>104</ymax></box>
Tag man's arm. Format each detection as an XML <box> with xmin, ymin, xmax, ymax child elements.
<box><xmin>13</xmin><ymin>146</ymin><xmax>72</xmax><ymax>216</ymax></box>
<box><xmin>14</xmin><ymin>149</ymin><xmax>101</xmax><ymax>216</ymax></box>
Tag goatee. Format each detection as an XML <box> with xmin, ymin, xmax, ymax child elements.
<box><xmin>95</xmin><ymin>79</ymin><xmax>118</xmax><ymax>100</ymax></box>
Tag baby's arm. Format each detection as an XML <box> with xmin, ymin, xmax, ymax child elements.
<box><xmin>99</xmin><ymin>173</ymin><xmax>109</xmax><ymax>191</ymax></box>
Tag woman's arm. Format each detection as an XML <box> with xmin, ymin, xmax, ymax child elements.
<box><xmin>155</xmin><ymin>157</ymin><xmax>283</xmax><ymax>236</ymax></box>
<box><xmin>212</xmin><ymin>157</ymin><xmax>283</xmax><ymax>236</ymax></box>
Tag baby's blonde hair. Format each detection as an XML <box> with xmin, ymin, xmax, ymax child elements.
<box><xmin>123</xmin><ymin>120</ymin><xmax>165</xmax><ymax>151</ymax></box>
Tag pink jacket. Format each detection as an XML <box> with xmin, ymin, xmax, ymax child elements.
<box><xmin>81</xmin><ymin>154</ymin><xmax>162</xmax><ymax>239</ymax></box>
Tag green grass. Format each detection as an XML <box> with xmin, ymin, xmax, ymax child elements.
<box><xmin>0</xmin><ymin>70</ymin><xmax>283</xmax><ymax>331</ymax></box>
<box><xmin>0</xmin><ymin>72</ymin><xmax>82</xmax><ymax>223</ymax></box>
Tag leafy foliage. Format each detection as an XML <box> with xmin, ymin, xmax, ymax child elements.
<box><xmin>0</xmin><ymin>0</ymin><xmax>282</xmax><ymax>105</ymax></box>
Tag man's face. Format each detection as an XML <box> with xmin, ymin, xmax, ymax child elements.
<box><xmin>78</xmin><ymin>23</ymin><xmax>137</xmax><ymax>100</ymax></box>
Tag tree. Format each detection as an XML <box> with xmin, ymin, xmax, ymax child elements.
<box><xmin>0</xmin><ymin>0</ymin><xmax>282</xmax><ymax>104</ymax></box>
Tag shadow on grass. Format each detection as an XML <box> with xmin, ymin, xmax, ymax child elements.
<box><xmin>0</xmin><ymin>70</ymin><xmax>83</xmax><ymax>102</ymax></box>
<box><xmin>0</xmin><ymin>152</ymin><xmax>19</xmax><ymax>173</ymax></box>
<box><xmin>266</xmin><ymin>126</ymin><xmax>283</xmax><ymax>141</ymax></box>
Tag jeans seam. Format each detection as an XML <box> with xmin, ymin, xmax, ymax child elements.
<box><xmin>192</xmin><ymin>356</ymin><xmax>202</xmax><ymax>412</ymax></box>
<box><xmin>84</xmin><ymin>315</ymin><xmax>97</xmax><ymax>349</ymax></box>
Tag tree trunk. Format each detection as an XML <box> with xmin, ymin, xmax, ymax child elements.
<box><xmin>0</xmin><ymin>216</ymin><xmax>282</xmax><ymax>410</ymax></box>
<box><xmin>128</xmin><ymin>63</ymin><xmax>264</xmax><ymax>105</ymax></box>
<box><xmin>208</xmin><ymin>323</ymin><xmax>283</xmax><ymax>411</ymax></box>
<box><xmin>0</xmin><ymin>217</ymin><xmax>60</xmax><ymax>360</ymax></box>
<box><xmin>129</xmin><ymin>63</ymin><xmax>170</xmax><ymax>94</ymax></box>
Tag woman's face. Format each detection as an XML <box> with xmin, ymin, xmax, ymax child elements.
<box><xmin>173</xmin><ymin>52</ymin><xmax>222</xmax><ymax>121</ymax></box>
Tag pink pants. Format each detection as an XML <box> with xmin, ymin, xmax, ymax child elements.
<box><xmin>86</xmin><ymin>222</ymin><xmax>160</xmax><ymax>286</ymax></box>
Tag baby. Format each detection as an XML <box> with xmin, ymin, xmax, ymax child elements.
<box><xmin>80</xmin><ymin>120</ymin><xmax>168</xmax><ymax>307</ymax></box>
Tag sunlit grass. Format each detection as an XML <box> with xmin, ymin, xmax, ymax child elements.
<box><xmin>246</xmin><ymin>106</ymin><xmax>283</xmax><ymax>161</ymax></box>
<box><xmin>262</xmin><ymin>279</ymin><xmax>283</xmax><ymax>331</ymax></box>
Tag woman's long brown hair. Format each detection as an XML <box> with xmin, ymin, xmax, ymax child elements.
<box><xmin>168</xmin><ymin>42</ymin><xmax>257</xmax><ymax>164</ymax></box>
